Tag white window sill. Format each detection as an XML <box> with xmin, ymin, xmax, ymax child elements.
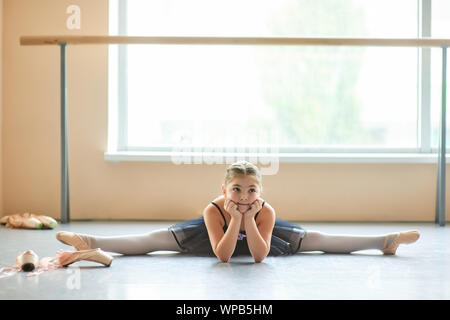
<box><xmin>104</xmin><ymin>151</ymin><xmax>445</xmax><ymax>164</ymax></box>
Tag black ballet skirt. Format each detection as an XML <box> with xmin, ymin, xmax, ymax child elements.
<box><xmin>168</xmin><ymin>201</ymin><xmax>306</xmax><ymax>257</ymax></box>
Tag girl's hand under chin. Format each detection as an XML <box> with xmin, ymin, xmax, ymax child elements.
<box><xmin>224</xmin><ymin>199</ymin><xmax>243</xmax><ymax>219</ymax></box>
<box><xmin>242</xmin><ymin>198</ymin><xmax>264</xmax><ymax>219</ymax></box>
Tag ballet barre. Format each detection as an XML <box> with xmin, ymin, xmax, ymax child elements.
<box><xmin>19</xmin><ymin>35</ymin><xmax>449</xmax><ymax>225</ymax></box>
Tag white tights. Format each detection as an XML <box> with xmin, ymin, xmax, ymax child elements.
<box><xmin>85</xmin><ymin>229</ymin><xmax>393</xmax><ymax>255</ymax></box>
<box><xmin>299</xmin><ymin>230</ymin><xmax>391</xmax><ymax>253</ymax></box>
<box><xmin>89</xmin><ymin>229</ymin><xmax>181</xmax><ymax>255</ymax></box>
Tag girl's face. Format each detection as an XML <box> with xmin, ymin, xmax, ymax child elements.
<box><xmin>222</xmin><ymin>175</ymin><xmax>262</xmax><ymax>213</ymax></box>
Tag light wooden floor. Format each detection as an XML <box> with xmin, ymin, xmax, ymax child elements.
<box><xmin>0</xmin><ymin>221</ymin><xmax>447</xmax><ymax>300</ymax></box>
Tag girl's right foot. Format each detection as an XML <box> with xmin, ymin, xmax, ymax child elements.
<box><xmin>58</xmin><ymin>248</ymin><xmax>113</xmax><ymax>267</ymax></box>
<box><xmin>56</xmin><ymin>231</ymin><xmax>91</xmax><ymax>250</ymax></box>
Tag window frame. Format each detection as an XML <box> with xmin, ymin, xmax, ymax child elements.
<box><xmin>107</xmin><ymin>0</ymin><xmax>447</xmax><ymax>163</ymax></box>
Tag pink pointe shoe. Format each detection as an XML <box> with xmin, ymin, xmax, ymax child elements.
<box><xmin>382</xmin><ymin>230</ymin><xmax>420</xmax><ymax>255</ymax></box>
<box><xmin>56</xmin><ymin>231</ymin><xmax>91</xmax><ymax>250</ymax></box>
<box><xmin>16</xmin><ymin>250</ymin><xmax>40</xmax><ymax>272</ymax></box>
<box><xmin>58</xmin><ymin>248</ymin><xmax>113</xmax><ymax>267</ymax></box>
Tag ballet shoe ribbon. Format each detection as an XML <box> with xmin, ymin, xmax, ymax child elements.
<box><xmin>0</xmin><ymin>249</ymin><xmax>76</xmax><ymax>278</ymax></box>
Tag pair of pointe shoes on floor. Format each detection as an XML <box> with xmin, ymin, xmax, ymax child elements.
<box><xmin>56</xmin><ymin>232</ymin><xmax>112</xmax><ymax>267</ymax></box>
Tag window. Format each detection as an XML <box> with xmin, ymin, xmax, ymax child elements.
<box><xmin>107</xmin><ymin>0</ymin><xmax>448</xmax><ymax>162</ymax></box>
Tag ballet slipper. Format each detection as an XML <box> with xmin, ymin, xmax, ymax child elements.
<box><xmin>0</xmin><ymin>215</ymin><xmax>9</xmax><ymax>225</ymax></box>
<box><xmin>33</xmin><ymin>215</ymin><xmax>58</xmax><ymax>229</ymax></box>
<box><xmin>0</xmin><ymin>215</ymin><xmax>15</xmax><ymax>229</ymax></box>
<box><xmin>57</xmin><ymin>248</ymin><xmax>113</xmax><ymax>267</ymax></box>
<box><xmin>16</xmin><ymin>250</ymin><xmax>39</xmax><ymax>271</ymax></box>
<box><xmin>56</xmin><ymin>231</ymin><xmax>91</xmax><ymax>250</ymax></box>
<box><xmin>2</xmin><ymin>214</ymin><xmax>19</xmax><ymax>228</ymax></box>
<box><xmin>21</xmin><ymin>217</ymin><xmax>43</xmax><ymax>229</ymax></box>
<box><xmin>382</xmin><ymin>230</ymin><xmax>420</xmax><ymax>255</ymax></box>
<box><xmin>5</xmin><ymin>214</ymin><xmax>43</xmax><ymax>229</ymax></box>
<box><xmin>0</xmin><ymin>249</ymin><xmax>113</xmax><ymax>279</ymax></box>
<box><xmin>1</xmin><ymin>213</ymin><xmax>58</xmax><ymax>229</ymax></box>
<box><xmin>23</xmin><ymin>213</ymin><xmax>53</xmax><ymax>229</ymax></box>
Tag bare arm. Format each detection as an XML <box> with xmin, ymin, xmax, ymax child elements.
<box><xmin>204</xmin><ymin>200</ymin><xmax>242</xmax><ymax>262</ymax></box>
<box><xmin>244</xmin><ymin>200</ymin><xmax>276</xmax><ymax>263</ymax></box>
<box><xmin>214</xmin><ymin>216</ymin><xmax>241</xmax><ymax>262</ymax></box>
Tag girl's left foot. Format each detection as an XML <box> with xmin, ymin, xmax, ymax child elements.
<box><xmin>382</xmin><ymin>230</ymin><xmax>420</xmax><ymax>255</ymax></box>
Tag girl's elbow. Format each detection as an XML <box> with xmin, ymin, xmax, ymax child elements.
<box><xmin>253</xmin><ymin>256</ymin><xmax>266</xmax><ymax>263</ymax></box>
<box><xmin>253</xmin><ymin>252</ymin><xmax>269</xmax><ymax>263</ymax></box>
<box><xmin>253</xmin><ymin>249</ymin><xmax>270</xmax><ymax>263</ymax></box>
<box><xmin>214</xmin><ymin>251</ymin><xmax>231</xmax><ymax>263</ymax></box>
<box><xmin>217</xmin><ymin>255</ymin><xmax>230</xmax><ymax>263</ymax></box>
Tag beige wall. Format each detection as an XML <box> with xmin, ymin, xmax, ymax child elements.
<box><xmin>1</xmin><ymin>0</ymin><xmax>446</xmax><ymax>222</ymax></box>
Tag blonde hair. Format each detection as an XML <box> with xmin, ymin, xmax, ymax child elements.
<box><xmin>224</xmin><ymin>161</ymin><xmax>263</xmax><ymax>193</ymax></box>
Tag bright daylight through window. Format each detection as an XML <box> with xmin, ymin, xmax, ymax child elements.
<box><xmin>107</xmin><ymin>0</ymin><xmax>450</xmax><ymax>160</ymax></box>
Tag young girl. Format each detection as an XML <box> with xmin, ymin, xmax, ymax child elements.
<box><xmin>56</xmin><ymin>161</ymin><xmax>420</xmax><ymax>263</ymax></box>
